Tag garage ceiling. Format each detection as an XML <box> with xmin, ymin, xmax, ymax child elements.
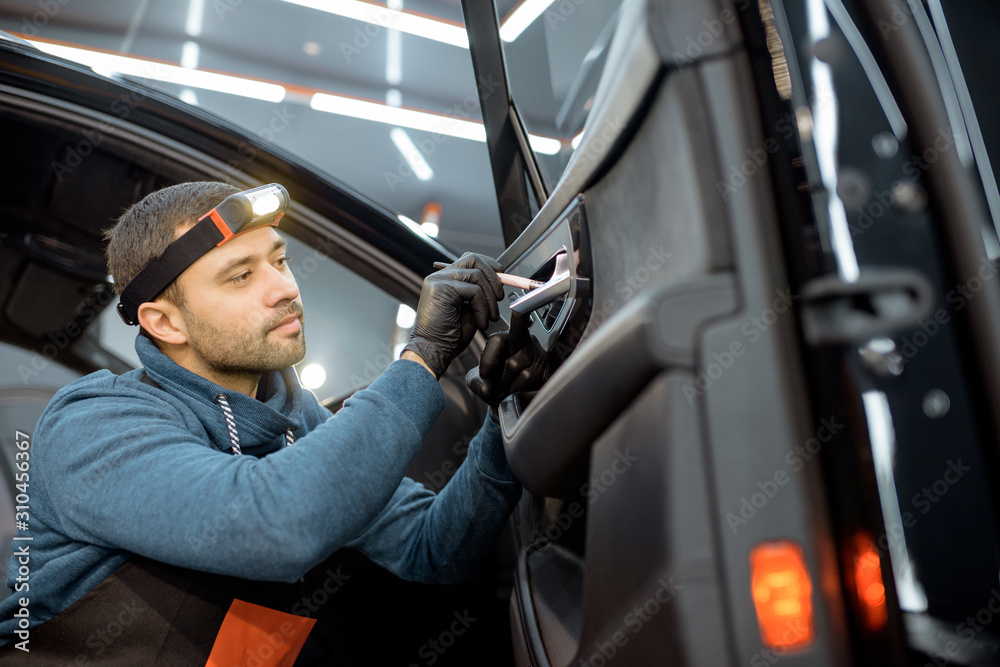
<box><xmin>0</xmin><ymin>0</ymin><xmax>512</xmax><ymax>256</ymax></box>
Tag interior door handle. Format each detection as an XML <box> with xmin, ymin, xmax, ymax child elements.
<box><xmin>509</xmin><ymin>251</ymin><xmax>572</xmax><ymax>314</ymax></box>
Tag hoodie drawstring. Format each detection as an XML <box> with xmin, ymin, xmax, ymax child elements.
<box><xmin>215</xmin><ymin>394</ymin><xmax>295</xmax><ymax>456</ymax></box>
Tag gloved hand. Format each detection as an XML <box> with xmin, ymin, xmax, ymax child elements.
<box><xmin>403</xmin><ymin>253</ymin><xmax>505</xmax><ymax>379</ymax></box>
<box><xmin>466</xmin><ymin>311</ymin><xmax>550</xmax><ymax>418</ymax></box>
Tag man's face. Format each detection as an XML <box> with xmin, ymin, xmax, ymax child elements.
<box><xmin>172</xmin><ymin>226</ymin><xmax>306</xmax><ymax>376</ymax></box>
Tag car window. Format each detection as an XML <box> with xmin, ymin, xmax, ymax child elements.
<box><xmin>96</xmin><ymin>232</ymin><xmax>413</xmax><ymax>402</ymax></box>
<box><xmin>0</xmin><ymin>341</ymin><xmax>82</xmax><ymax>393</ymax></box>
<box><xmin>0</xmin><ymin>342</ymin><xmax>81</xmax><ymax>593</ymax></box>
<box><xmin>493</xmin><ymin>0</ymin><xmax>625</xmax><ymax>190</ymax></box>
<box><xmin>280</xmin><ymin>232</ymin><xmax>415</xmax><ymax>402</ymax></box>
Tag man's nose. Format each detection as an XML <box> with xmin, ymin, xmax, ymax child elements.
<box><xmin>265</xmin><ymin>263</ymin><xmax>299</xmax><ymax>305</ymax></box>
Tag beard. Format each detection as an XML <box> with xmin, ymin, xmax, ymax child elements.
<box><xmin>184</xmin><ymin>301</ymin><xmax>306</xmax><ymax>376</ymax></box>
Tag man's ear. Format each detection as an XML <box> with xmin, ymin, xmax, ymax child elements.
<box><xmin>137</xmin><ymin>300</ymin><xmax>188</xmax><ymax>346</ymax></box>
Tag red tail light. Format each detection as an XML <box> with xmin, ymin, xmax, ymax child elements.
<box><xmin>750</xmin><ymin>541</ymin><xmax>815</xmax><ymax>650</ymax></box>
<box><xmin>852</xmin><ymin>532</ymin><xmax>888</xmax><ymax>631</ymax></box>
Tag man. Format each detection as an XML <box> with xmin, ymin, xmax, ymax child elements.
<box><xmin>0</xmin><ymin>181</ymin><xmax>545</xmax><ymax>663</ymax></box>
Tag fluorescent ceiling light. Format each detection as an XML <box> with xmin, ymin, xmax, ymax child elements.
<box><xmin>32</xmin><ymin>39</ymin><xmax>558</xmax><ymax>156</ymax></box>
<box><xmin>499</xmin><ymin>0</ymin><xmax>556</xmax><ymax>42</ymax></box>
<box><xmin>300</xmin><ymin>363</ymin><xmax>327</xmax><ymax>389</ymax></box>
<box><xmin>420</xmin><ymin>221</ymin><xmax>439</xmax><ymax>237</ymax></box>
<box><xmin>281</xmin><ymin>0</ymin><xmax>468</xmax><ymax>48</ymax></box>
<box><xmin>396</xmin><ymin>304</ymin><xmax>416</xmax><ymax>329</ymax></box>
<box><xmin>31</xmin><ymin>38</ymin><xmax>558</xmax><ymax>156</ymax></box>
<box><xmin>186</xmin><ymin>0</ymin><xmax>204</xmax><ymax>36</ymax></box>
<box><xmin>181</xmin><ymin>41</ymin><xmax>199</xmax><ymax>69</ymax></box>
<box><xmin>386</xmin><ymin>27</ymin><xmax>402</xmax><ymax>85</ymax></box>
<box><xmin>30</xmin><ymin>41</ymin><xmax>286</xmax><ymax>102</ymax></box>
<box><xmin>312</xmin><ymin>92</ymin><xmax>484</xmax><ymax>141</ymax></box>
<box><xmin>314</xmin><ymin>91</ymin><xmax>559</xmax><ymax>154</ymax></box>
<box><xmin>390</xmin><ymin>128</ymin><xmax>434</xmax><ymax>181</ymax></box>
<box><xmin>528</xmin><ymin>134</ymin><xmax>561</xmax><ymax>155</ymax></box>
<box><xmin>386</xmin><ymin>0</ymin><xmax>403</xmax><ymax>86</ymax></box>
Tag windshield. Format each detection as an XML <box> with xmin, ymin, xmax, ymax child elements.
<box><xmin>494</xmin><ymin>0</ymin><xmax>625</xmax><ymax>191</ymax></box>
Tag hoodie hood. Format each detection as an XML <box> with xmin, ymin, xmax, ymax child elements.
<box><xmin>134</xmin><ymin>334</ymin><xmax>302</xmax><ymax>455</ymax></box>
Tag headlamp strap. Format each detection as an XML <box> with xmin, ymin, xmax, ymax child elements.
<box><xmin>116</xmin><ymin>183</ymin><xmax>288</xmax><ymax>327</ymax></box>
<box><xmin>116</xmin><ymin>218</ymin><xmax>225</xmax><ymax>326</ymax></box>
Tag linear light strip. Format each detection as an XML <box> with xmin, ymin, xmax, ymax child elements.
<box><xmin>30</xmin><ymin>40</ymin><xmax>285</xmax><ymax>102</ymax></box>
<box><xmin>311</xmin><ymin>92</ymin><xmax>562</xmax><ymax>154</ymax></box>
<box><xmin>311</xmin><ymin>91</ymin><xmax>485</xmax><ymax>140</ymax></box>
<box><xmin>181</xmin><ymin>41</ymin><xmax>199</xmax><ymax>69</ymax></box>
<box><xmin>528</xmin><ymin>135</ymin><xmax>561</xmax><ymax>155</ymax></box>
<box><xmin>390</xmin><ymin>128</ymin><xmax>434</xmax><ymax>181</ymax></box>
<box><xmin>186</xmin><ymin>0</ymin><xmax>204</xmax><ymax>36</ymax></box>
<box><xmin>499</xmin><ymin>0</ymin><xmax>556</xmax><ymax>42</ymax></box>
<box><xmin>28</xmin><ymin>39</ymin><xmax>562</xmax><ymax>154</ymax></box>
<box><xmin>281</xmin><ymin>0</ymin><xmax>468</xmax><ymax>48</ymax></box>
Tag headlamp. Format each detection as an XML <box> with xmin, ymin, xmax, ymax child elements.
<box><xmin>116</xmin><ymin>183</ymin><xmax>290</xmax><ymax>326</ymax></box>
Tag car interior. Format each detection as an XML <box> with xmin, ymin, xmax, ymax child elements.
<box><xmin>3</xmin><ymin>0</ymin><xmax>1000</xmax><ymax>664</ymax></box>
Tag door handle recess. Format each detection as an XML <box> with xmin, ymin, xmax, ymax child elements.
<box><xmin>509</xmin><ymin>251</ymin><xmax>572</xmax><ymax>315</ymax></box>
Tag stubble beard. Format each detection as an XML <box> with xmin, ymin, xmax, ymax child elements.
<box><xmin>185</xmin><ymin>304</ymin><xmax>307</xmax><ymax>376</ymax></box>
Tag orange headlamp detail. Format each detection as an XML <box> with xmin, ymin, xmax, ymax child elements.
<box><xmin>116</xmin><ymin>183</ymin><xmax>289</xmax><ymax>326</ymax></box>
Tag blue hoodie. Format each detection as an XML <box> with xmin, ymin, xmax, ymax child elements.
<box><xmin>0</xmin><ymin>334</ymin><xmax>521</xmax><ymax>642</ymax></box>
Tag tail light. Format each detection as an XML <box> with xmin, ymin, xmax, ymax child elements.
<box><xmin>750</xmin><ymin>540</ymin><xmax>816</xmax><ymax>650</ymax></box>
<box><xmin>851</xmin><ymin>532</ymin><xmax>888</xmax><ymax>631</ymax></box>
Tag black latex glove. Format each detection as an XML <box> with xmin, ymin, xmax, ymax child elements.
<box><xmin>466</xmin><ymin>311</ymin><xmax>550</xmax><ymax>415</ymax></box>
<box><xmin>403</xmin><ymin>253</ymin><xmax>504</xmax><ymax>379</ymax></box>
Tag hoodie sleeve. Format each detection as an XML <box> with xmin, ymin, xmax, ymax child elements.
<box><xmin>32</xmin><ymin>360</ymin><xmax>446</xmax><ymax>583</ymax></box>
<box><xmin>344</xmin><ymin>416</ymin><xmax>522</xmax><ymax>584</ymax></box>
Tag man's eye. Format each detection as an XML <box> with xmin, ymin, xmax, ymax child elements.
<box><xmin>275</xmin><ymin>256</ymin><xmax>291</xmax><ymax>268</ymax></box>
<box><xmin>230</xmin><ymin>271</ymin><xmax>251</xmax><ymax>284</ymax></box>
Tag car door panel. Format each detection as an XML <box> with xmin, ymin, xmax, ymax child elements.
<box><xmin>465</xmin><ymin>0</ymin><xmax>855</xmax><ymax>664</ymax></box>
<box><xmin>499</xmin><ymin>273</ymin><xmax>737</xmax><ymax>498</ymax></box>
<box><xmin>575</xmin><ymin>65</ymin><xmax>734</xmax><ymax>331</ymax></box>
<box><xmin>693</xmin><ymin>49</ymin><xmax>852</xmax><ymax>665</ymax></box>
<box><xmin>497</xmin><ymin>60</ymin><xmax>741</xmax><ymax>494</ymax></box>
<box><xmin>499</xmin><ymin>55</ymin><xmax>755</xmax><ymax>662</ymax></box>
<box><xmin>510</xmin><ymin>542</ymin><xmax>584</xmax><ymax>667</ymax></box>
<box><xmin>579</xmin><ymin>371</ymin><xmax>729</xmax><ymax>667</ymax></box>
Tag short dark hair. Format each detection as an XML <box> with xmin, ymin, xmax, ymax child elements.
<box><xmin>104</xmin><ymin>181</ymin><xmax>240</xmax><ymax>336</ymax></box>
